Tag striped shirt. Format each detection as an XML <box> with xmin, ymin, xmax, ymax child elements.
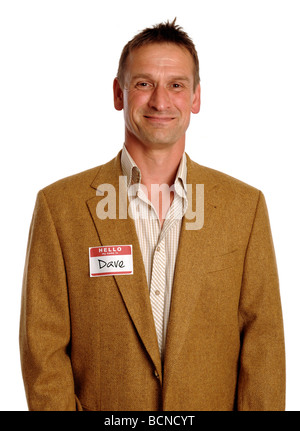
<box><xmin>121</xmin><ymin>145</ymin><xmax>188</xmax><ymax>359</ymax></box>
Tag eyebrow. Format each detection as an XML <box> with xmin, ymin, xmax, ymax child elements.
<box><xmin>131</xmin><ymin>73</ymin><xmax>191</xmax><ymax>83</ymax></box>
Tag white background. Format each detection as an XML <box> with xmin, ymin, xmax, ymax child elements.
<box><xmin>1</xmin><ymin>0</ymin><xmax>299</xmax><ymax>411</ymax></box>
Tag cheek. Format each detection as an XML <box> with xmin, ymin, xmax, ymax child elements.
<box><xmin>176</xmin><ymin>101</ymin><xmax>192</xmax><ymax>122</ymax></box>
<box><xmin>172</xmin><ymin>92</ymin><xmax>193</xmax><ymax>114</ymax></box>
<box><xmin>124</xmin><ymin>94</ymin><xmax>148</xmax><ymax>129</ymax></box>
<box><xmin>127</xmin><ymin>92</ymin><xmax>149</xmax><ymax>113</ymax></box>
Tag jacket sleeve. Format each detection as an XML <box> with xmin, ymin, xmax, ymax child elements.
<box><xmin>237</xmin><ymin>191</ymin><xmax>285</xmax><ymax>410</ymax></box>
<box><xmin>20</xmin><ymin>190</ymin><xmax>80</xmax><ymax>411</ymax></box>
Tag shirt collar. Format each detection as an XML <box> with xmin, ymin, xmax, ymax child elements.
<box><xmin>121</xmin><ymin>144</ymin><xmax>141</xmax><ymax>187</ymax></box>
<box><xmin>121</xmin><ymin>144</ymin><xmax>187</xmax><ymax>196</ymax></box>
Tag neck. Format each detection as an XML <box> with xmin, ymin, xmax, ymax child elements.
<box><xmin>124</xmin><ymin>133</ymin><xmax>185</xmax><ymax>227</ymax></box>
<box><xmin>124</xmin><ymin>135</ymin><xmax>185</xmax><ymax>189</ymax></box>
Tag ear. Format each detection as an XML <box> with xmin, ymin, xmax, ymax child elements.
<box><xmin>191</xmin><ymin>83</ymin><xmax>201</xmax><ymax>114</ymax></box>
<box><xmin>113</xmin><ymin>78</ymin><xmax>124</xmax><ymax>111</ymax></box>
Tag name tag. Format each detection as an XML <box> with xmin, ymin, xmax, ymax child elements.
<box><xmin>89</xmin><ymin>245</ymin><xmax>133</xmax><ymax>277</ymax></box>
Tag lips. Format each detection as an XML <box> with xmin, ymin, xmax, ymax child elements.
<box><xmin>144</xmin><ymin>115</ymin><xmax>175</xmax><ymax>123</ymax></box>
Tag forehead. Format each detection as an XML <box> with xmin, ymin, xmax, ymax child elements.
<box><xmin>126</xmin><ymin>43</ymin><xmax>194</xmax><ymax>77</ymax></box>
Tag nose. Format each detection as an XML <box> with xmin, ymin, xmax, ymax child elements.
<box><xmin>148</xmin><ymin>85</ymin><xmax>171</xmax><ymax>111</ymax></box>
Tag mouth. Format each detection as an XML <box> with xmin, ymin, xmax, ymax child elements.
<box><xmin>144</xmin><ymin>115</ymin><xmax>175</xmax><ymax>124</ymax></box>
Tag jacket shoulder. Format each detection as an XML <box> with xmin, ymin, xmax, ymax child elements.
<box><xmin>40</xmin><ymin>155</ymin><xmax>118</xmax><ymax>202</ymax></box>
<box><xmin>42</xmin><ymin>165</ymin><xmax>99</xmax><ymax>196</ymax></box>
<box><xmin>188</xmin><ymin>156</ymin><xmax>261</xmax><ymax>198</ymax></box>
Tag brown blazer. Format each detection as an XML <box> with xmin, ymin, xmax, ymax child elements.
<box><xmin>19</xmin><ymin>152</ymin><xmax>285</xmax><ymax>411</ymax></box>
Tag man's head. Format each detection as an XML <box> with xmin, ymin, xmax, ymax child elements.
<box><xmin>113</xmin><ymin>19</ymin><xmax>201</xmax><ymax>151</ymax></box>
<box><xmin>117</xmin><ymin>19</ymin><xmax>200</xmax><ymax>92</ymax></box>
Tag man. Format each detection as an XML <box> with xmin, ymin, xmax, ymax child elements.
<box><xmin>20</xmin><ymin>19</ymin><xmax>285</xmax><ymax>411</ymax></box>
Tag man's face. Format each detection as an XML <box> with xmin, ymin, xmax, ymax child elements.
<box><xmin>114</xmin><ymin>43</ymin><xmax>201</xmax><ymax>150</ymax></box>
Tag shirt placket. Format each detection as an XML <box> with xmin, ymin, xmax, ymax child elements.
<box><xmin>149</xmin><ymin>236</ymin><xmax>166</xmax><ymax>357</ymax></box>
<box><xmin>125</xmin><ymin>156</ymin><xmax>187</xmax><ymax>358</ymax></box>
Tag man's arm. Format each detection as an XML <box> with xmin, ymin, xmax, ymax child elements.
<box><xmin>20</xmin><ymin>190</ymin><xmax>79</xmax><ymax>411</ymax></box>
<box><xmin>237</xmin><ymin>191</ymin><xmax>285</xmax><ymax>410</ymax></box>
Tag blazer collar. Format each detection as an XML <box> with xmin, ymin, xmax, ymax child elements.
<box><xmin>87</xmin><ymin>152</ymin><xmax>162</xmax><ymax>379</ymax></box>
<box><xmin>163</xmin><ymin>154</ymin><xmax>228</xmax><ymax>385</ymax></box>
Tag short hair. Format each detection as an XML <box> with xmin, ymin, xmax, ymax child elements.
<box><xmin>117</xmin><ymin>18</ymin><xmax>200</xmax><ymax>91</ymax></box>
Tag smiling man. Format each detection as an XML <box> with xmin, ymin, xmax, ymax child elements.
<box><xmin>20</xmin><ymin>19</ymin><xmax>285</xmax><ymax>411</ymax></box>
<box><xmin>113</xmin><ymin>40</ymin><xmax>200</xmax><ymax>224</ymax></box>
<box><xmin>114</xmin><ymin>42</ymin><xmax>200</xmax><ymax>149</ymax></box>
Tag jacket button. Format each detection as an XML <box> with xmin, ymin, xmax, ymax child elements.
<box><xmin>154</xmin><ymin>369</ymin><xmax>159</xmax><ymax>379</ymax></box>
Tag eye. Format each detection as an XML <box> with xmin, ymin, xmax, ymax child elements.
<box><xmin>136</xmin><ymin>82</ymin><xmax>152</xmax><ymax>89</ymax></box>
<box><xmin>171</xmin><ymin>83</ymin><xmax>183</xmax><ymax>90</ymax></box>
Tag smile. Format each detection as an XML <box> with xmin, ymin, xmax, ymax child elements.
<box><xmin>144</xmin><ymin>116</ymin><xmax>175</xmax><ymax>123</ymax></box>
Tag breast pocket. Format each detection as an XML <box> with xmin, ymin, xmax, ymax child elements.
<box><xmin>206</xmin><ymin>249</ymin><xmax>240</xmax><ymax>273</ymax></box>
<box><xmin>204</xmin><ymin>249</ymin><xmax>242</xmax><ymax>326</ymax></box>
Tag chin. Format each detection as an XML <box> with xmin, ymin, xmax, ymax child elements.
<box><xmin>142</xmin><ymin>137</ymin><xmax>178</xmax><ymax>148</ymax></box>
<box><xmin>140</xmin><ymin>130</ymin><xmax>182</xmax><ymax>147</ymax></box>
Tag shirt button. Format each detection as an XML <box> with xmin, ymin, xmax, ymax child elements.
<box><xmin>155</xmin><ymin>290</ymin><xmax>160</xmax><ymax>296</ymax></box>
<box><xmin>156</xmin><ymin>246</ymin><xmax>160</xmax><ymax>252</ymax></box>
<box><xmin>154</xmin><ymin>369</ymin><xmax>159</xmax><ymax>379</ymax></box>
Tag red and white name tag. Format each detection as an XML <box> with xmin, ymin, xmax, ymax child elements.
<box><xmin>89</xmin><ymin>245</ymin><xmax>133</xmax><ymax>277</ymax></box>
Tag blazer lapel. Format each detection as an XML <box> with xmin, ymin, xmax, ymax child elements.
<box><xmin>163</xmin><ymin>156</ymin><xmax>226</xmax><ymax>382</ymax></box>
<box><xmin>86</xmin><ymin>153</ymin><xmax>162</xmax><ymax>378</ymax></box>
